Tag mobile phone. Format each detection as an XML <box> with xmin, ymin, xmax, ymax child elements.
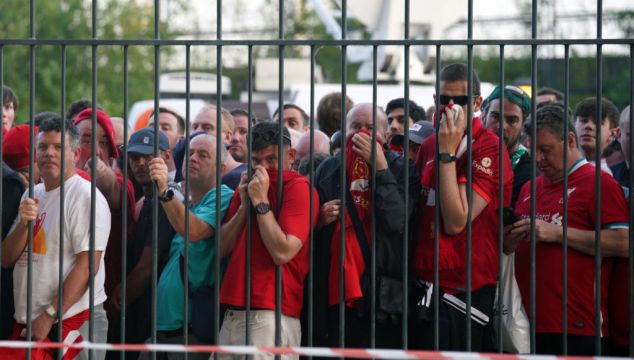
<box><xmin>502</xmin><ymin>208</ymin><xmax>517</xmax><ymax>226</ymax></box>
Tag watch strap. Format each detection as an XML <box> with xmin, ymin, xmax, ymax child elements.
<box><xmin>45</xmin><ymin>305</ymin><xmax>57</xmax><ymax>318</ymax></box>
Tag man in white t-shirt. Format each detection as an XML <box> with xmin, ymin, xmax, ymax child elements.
<box><xmin>1</xmin><ymin>116</ymin><xmax>111</xmax><ymax>359</ymax></box>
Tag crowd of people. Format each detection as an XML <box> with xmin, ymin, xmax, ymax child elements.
<box><xmin>0</xmin><ymin>61</ymin><xmax>631</xmax><ymax>360</ymax></box>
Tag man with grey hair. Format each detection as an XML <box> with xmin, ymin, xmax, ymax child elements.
<box><xmin>140</xmin><ymin>134</ymin><xmax>234</xmax><ymax>358</ymax></box>
<box><xmin>311</xmin><ymin>102</ymin><xmax>419</xmax><ymax>348</ymax></box>
<box><xmin>505</xmin><ymin>103</ymin><xmax>628</xmax><ymax>355</ymax></box>
<box><xmin>2</xmin><ymin>116</ymin><xmax>110</xmax><ymax>359</ymax></box>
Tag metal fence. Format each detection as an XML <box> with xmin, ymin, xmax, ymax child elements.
<box><xmin>0</xmin><ymin>0</ymin><xmax>632</xmax><ymax>359</ymax></box>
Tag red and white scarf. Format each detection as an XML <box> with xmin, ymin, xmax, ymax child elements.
<box><xmin>328</xmin><ymin>130</ymin><xmax>380</xmax><ymax>306</ymax></box>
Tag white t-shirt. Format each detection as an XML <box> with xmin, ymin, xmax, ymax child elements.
<box><xmin>12</xmin><ymin>174</ymin><xmax>111</xmax><ymax>324</ymax></box>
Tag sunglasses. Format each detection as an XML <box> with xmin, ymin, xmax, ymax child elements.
<box><xmin>438</xmin><ymin>95</ymin><xmax>476</xmax><ymax>106</ymax></box>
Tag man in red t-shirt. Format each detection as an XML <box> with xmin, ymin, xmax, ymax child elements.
<box><xmin>219</xmin><ymin>122</ymin><xmax>319</xmax><ymax>353</ymax></box>
<box><xmin>505</xmin><ymin>103</ymin><xmax>629</xmax><ymax>355</ymax></box>
<box><xmin>413</xmin><ymin>63</ymin><xmax>513</xmax><ymax>351</ymax></box>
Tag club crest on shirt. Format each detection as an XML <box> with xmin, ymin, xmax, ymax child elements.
<box><xmin>473</xmin><ymin>159</ymin><xmax>493</xmax><ymax>176</ymax></box>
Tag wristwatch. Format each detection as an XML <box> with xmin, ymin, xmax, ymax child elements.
<box><xmin>254</xmin><ymin>202</ymin><xmax>272</xmax><ymax>215</ymax></box>
<box><xmin>158</xmin><ymin>188</ymin><xmax>175</xmax><ymax>202</ymax></box>
<box><xmin>438</xmin><ymin>152</ymin><xmax>457</xmax><ymax>163</ymax></box>
<box><xmin>45</xmin><ymin>305</ymin><xmax>57</xmax><ymax>318</ymax></box>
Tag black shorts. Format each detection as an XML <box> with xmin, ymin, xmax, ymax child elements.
<box><xmin>410</xmin><ymin>284</ymin><xmax>496</xmax><ymax>351</ymax></box>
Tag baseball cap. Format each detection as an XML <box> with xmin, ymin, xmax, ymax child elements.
<box><xmin>127</xmin><ymin>128</ymin><xmax>169</xmax><ymax>155</ymax></box>
<box><xmin>408</xmin><ymin>120</ymin><xmax>434</xmax><ymax>144</ymax></box>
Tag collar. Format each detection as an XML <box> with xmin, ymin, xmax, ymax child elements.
<box><xmin>567</xmin><ymin>157</ymin><xmax>588</xmax><ymax>176</ymax></box>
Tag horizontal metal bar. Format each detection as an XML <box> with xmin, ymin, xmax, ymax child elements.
<box><xmin>0</xmin><ymin>38</ymin><xmax>632</xmax><ymax>46</ymax></box>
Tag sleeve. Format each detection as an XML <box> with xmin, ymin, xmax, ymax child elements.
<box><xmin>458</xmin><ymin>139</ymin><xmax>504</xmax><ymax>205</ymax></box>
<box><xmin>195</xmin><ymin>186</ymin><xmax>234</xmax><ymax>230</ymax></box>
<box><xmin>69</xmin><ymin>183</ymin><xmax>111</xmax><ymax>254</ymax></box>
<box><xmin>593</xmin><ymin>173</ymin><xmax>629</xmax><ymax>230</ymax></box>
<box><xmin>374</xmin><ymin>154</ymin><xmax>408</xmax><ymax>234</ymax></box>
<box><xmin>2</xmin><ymin>177</ymin><xmax>25</xmax><ymax>239</ymax></box>
<box><xmin>278</xmin><ymin>180</ymin><xmax>318</xmax><ymax>244</ymax></box>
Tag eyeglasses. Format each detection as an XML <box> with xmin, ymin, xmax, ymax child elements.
<box><xmin>438</xmin><ymin>95</ymin><xmax>477</xmax><ymax>106</ymax></box>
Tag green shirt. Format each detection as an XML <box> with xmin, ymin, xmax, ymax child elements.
<box><xmin>157</xmin><ymin>185</ymin><xmax>234</xmax><ymax>331</ymax></box>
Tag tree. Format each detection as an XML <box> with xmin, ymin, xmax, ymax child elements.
<box><xmin>0</xmin><ymin>0</ymin><xmax>183</xmax><ymax>122</ymax></box>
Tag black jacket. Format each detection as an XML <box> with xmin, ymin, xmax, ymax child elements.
<box><xmin>1</xmin><ymin>163</ymin><xmax>25</xmax><ymax>339</ymax></box>
<box><xmin>303</xmin><ymin>149</ymin><xmax>420</xmax><ymax>345</ymax></box>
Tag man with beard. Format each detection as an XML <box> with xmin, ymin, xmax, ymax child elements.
<box><xmin>482</xmin><ymin>85</ymin><xmax>533</xmax><ymax>206</ymax></box>
<box><xmin>108</xmin><ymin>128</ymin><xmax>181</xmax><ymax>358</ymax></box>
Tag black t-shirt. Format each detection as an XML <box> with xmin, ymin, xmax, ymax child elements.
<box><xmin>128</xmin><ymin>193</ymin><xmax>176</xmax><ymax>275</ymax></box>
<box><xmin>1</xmin><ymin>163</ymin><xmax>25</xmax><ymax>339</ymax></box>
<box><xmin>124</xmin><ymin>191</ymin><xmax>177</xmax><ymax>343</ymax></box>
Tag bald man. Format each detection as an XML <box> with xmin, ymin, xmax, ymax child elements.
<box><xmin>311</xmin><ymin>102</ymin><xmax>420</xmax><ymax>349</ymax></box>
<box><xmin>293</xmin><ymin>130</ymin><xmax>331</xmax><ymax>170</ymax></box>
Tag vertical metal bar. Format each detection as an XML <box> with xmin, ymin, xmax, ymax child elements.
<box><xmin>215</xmin><ymin>0</ymin><xmax>223</xmax><ymax>347</ymax></box>
<box><xmin>465</xmin><ymin>0</ymin><xmax>474</xmax><ymax>351</ymax></box>
<box><xmin>120</xmin><ymin>45</ymin><xmax>130</xmax><ymax>360</ymax></box>
<box><xmin>151</xmin><ymin>0</ymin><xmax>160</xmax><ymax>355</ymax></box>
<box><xmin>433</xmin><ymin>44</ymin><xmax>441</xmax><ymax>351</ymax></box>
<box><xmin>402</xmin><ymin>0</ymin><xmax>410</xmax><ymax>349</ymax></box>
<box><xmin>89</xmin><ymin>2</ymin><xmax>98</xmax><ymax>358</ymax></box>
<box><xmin>307</xmin><ymin>44</ymin><xmax>316</xmax><ymax>350</ymax></box>
<box><xmin>57</xmin><ymin>45</ymin><xmax>67</xmax><ymax>360</ymax></box>
<box><xmin>594</xmin><ymin>0</ymin><xmax>603</xmax><ymax>354</ymax></box>
<box><xmin>529</xmin><ymin>0</ymin><xmax>538</xmax><ymax>354</ymax></box>
<box><xmin>562</xmin><ymin>44</ymin><xmax>570</xmax><ymax>356</ymax></box>
<box><xmin>245</xmin><ymin>44</ymin><xmax>253</xmax><ymax>350</ymax></box>
<box><xmin>90</xmin><ymin>46</ymin><xmax>97</xmax><ymax>360</ymax></box>
<box><xmin>338</xmin><ymin>0</ymin><xmax>348</xmax><ymax>349</ymax></box>
<box><xmin>183</xmin><ymin>44</ymin><xmax>192</xmax><ymax>360</ymax></box>
<box><xmin>629</xmin><ymin>44</ymin><xmax>634</xmax><ymax>358</ymax></box>
<box><xmin>26</xmin><ymin>0</ymin><xmax>36</xmax><ymax>355</ymax></box>
<box><xmin>370</xmin><ymin>44</ymin><xmax>378</xmax><ymax>349</ymax></box>
<box><xmin>496</xmin><ymin>45</ymin><xmax>505</xmax><ymax>353</ymax></box>
<box><xmin>276</xmin><ymin>0</ymin><xmax>284</xmax><ymax>353</ymax></box>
